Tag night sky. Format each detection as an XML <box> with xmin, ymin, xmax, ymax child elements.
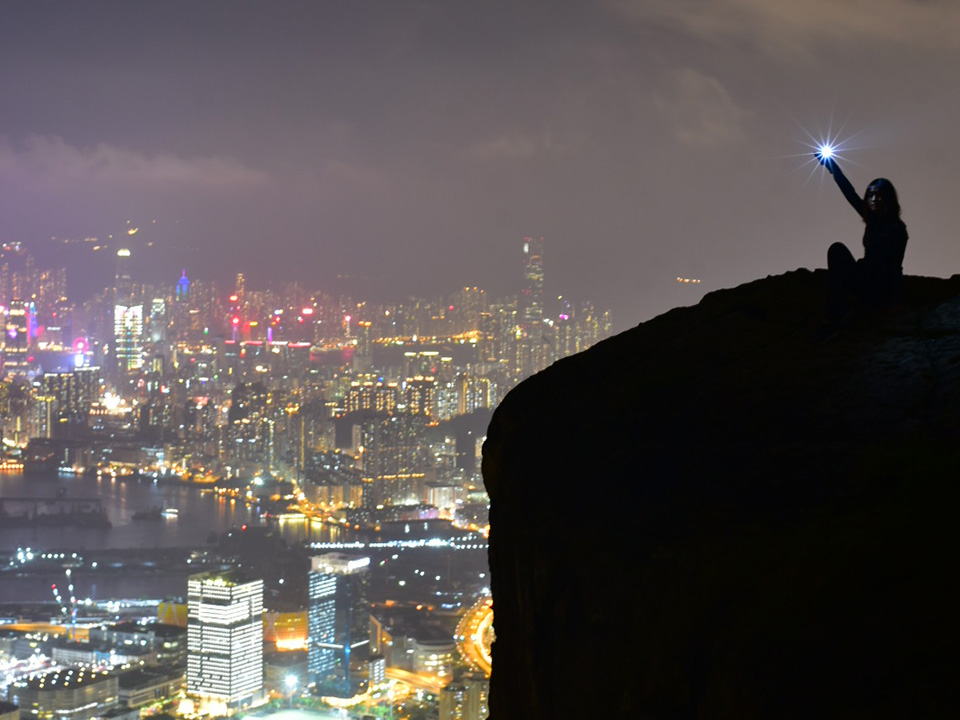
<box><xmin>2</xmin><ymin>0</ymin><xmax>959</xmax><ymax>328</ymax></box>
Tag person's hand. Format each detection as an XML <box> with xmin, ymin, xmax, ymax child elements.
<box><xmin>815</xmin><ymin>153</ymin><xmax>836</xmax><ymax>174</ymax></box>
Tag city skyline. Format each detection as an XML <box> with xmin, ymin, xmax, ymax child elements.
<box><xmin>4</xmin><ymin>1</ymin><xmax>960</xmax><ymax>329</ymax></box>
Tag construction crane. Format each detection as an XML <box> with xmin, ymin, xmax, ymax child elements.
<box><xmin>51</xmin><ymin>568</ymin><xmax>78</xmax><ymax>641</ymax></box>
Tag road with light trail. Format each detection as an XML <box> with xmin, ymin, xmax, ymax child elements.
<box><xmin>455</xmin><ymin>595</ymin><xmax>493</xmax><ymax>677</ymax></box>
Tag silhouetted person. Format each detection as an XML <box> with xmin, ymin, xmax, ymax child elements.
<box><xmin>818</xmin><ymin>155</ymin><xmax>908</xmax><ymax>321</ymax></box>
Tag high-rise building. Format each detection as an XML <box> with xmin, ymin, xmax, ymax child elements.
<box><xmin>307</xmin><ymin>569</ymin><xmax>337</xmax><ymax>680</ymax></box>
<box><xmin>360</xmin><ymin>414</ymin><xmax>426</xmax><ymax>507</ymax></box>
<box><xmin>187</xmin><ymin>570</ymin><xmax>264</xmax><ymax>709</ymax></box>
<box><xmin>404</xmin><ymin>375</ymin><xmax>436</xmax><ymax>418</ymax></box>
<box><xmin>519</xmin><ymin>236</ymin><xmax>548</xmax><ymax>377</ymax></box>
<box><xmin>41</xmin><ymin>367</ymin><xmax>100</xmax><ymax>422</ymax></box>
<box><xmin>115</xmin><ymin>248</ymin><xmax>133</xmax><ymax>299</ymax></box>
<box><xmin>345</xmin><ymin>379</ymin><xmax>398</xmax><ymax>414</ymax></box>
<box><xmin>2</xmin><ymin>303</ymin><xmax>30</xmax><ymax>374</ymax></box>
<box><xmin>176</xmin><ymin>269</ymin><xmax>191</xmax><ymax>302</ymax></box>
<box><xmin>307</xmin><ymin>553</ymin><xmax>371</xmax><ymax>696</ymax></box>
<box><xmin>114</xmin><ymin>303</ymin><xmax>144</xmax><ymax>372</ymax></box>
<box><xmin>455</xmin><ymin>373</ymin><xmax>492</xmax><ymax>416</ymax></box>
<box><xmin>520</xmin><ymin>236</ymin><xmax>544</xmax><ymax>327</ymax></box>
<box><xmin>438</xmin><ymin>673</ymin><xmax>489</xmax><ymax>720</ymax></box>
<box><xmin>114</xmin><ymin>249</ymin><xmax>143</xmax><ymax>373</ymax></box>
<box><xmin>439</xmin><ymin>683</ymin><xmax>465</xmax><ymax>720</ymax></box>
<box><xmin>462</xmin><ymin>672</ymin><xmax>490</xmax><ymax>720</ymax></box>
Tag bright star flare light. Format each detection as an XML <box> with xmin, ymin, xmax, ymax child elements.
<box><xmin>788</xmin><ymin>116</ymin><xmax>870</xmax><ymax>188</ymax></box>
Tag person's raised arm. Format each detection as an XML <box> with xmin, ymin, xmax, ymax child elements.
<box><xmin>820</xmin><ymin>156</ymin><xmax>864</xmax><ymax>218</ymax></box>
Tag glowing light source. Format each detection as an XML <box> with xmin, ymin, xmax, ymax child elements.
<box><xmin>818</xmin><ymin>144</ymin><xmax>834</xmax><ymax>160</ymax></box>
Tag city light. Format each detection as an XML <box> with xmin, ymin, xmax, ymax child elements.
<box><xmin>0</xmin><ymin>236</ymin><xmax>612</xmax><ymax>719</ymax></box>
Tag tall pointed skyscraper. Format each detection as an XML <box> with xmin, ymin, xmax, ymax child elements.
<box><xmin>518</xmin><ymin>236</ymin><xmax>548</xmax><ymax>377</ymax></box>
<box><xmin>520</xmin><ymin>236</ymin><xmax>544</xmax><ymax>327</ymax></box>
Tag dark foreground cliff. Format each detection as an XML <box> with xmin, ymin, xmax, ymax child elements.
<box><xmin>482</xmin><ymin>269</ymin><xmax>960</xmax><ymax>719</ymax></box>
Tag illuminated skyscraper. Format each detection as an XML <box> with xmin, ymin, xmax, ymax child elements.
<box><xmin>115</xmin><ymin>248</ymin><xmax>133</xmax><ymax>299</ymax></box>
<box><xmin>520</xmin><ymin>236</ymin><xmax>544</xmax><ymax>326</ymax></box>
<box><xmin>113</xmin><ymin>249</ymin><xmax>143</xmax><ymax>373</ymax></box>
<box><xmin>519</xmin><ymin>236</ymin><xmax>548</xmax><ymax>376</ymax></box>
<box><xmin>308</xmin><ymin>553</ymin><xmax>371</xmax><ymax>696</ymax></box>
<box><xmin>2</xmin><ymin>303</ymin><xmax>30</xmax><ymax>374</ymax></box>
<box><xmin>187</xmin><ymin>571</ymin><xmax>264</xmax><ymax>708</ymax></box>
<box><xmin>113</xmin><ymin>303</ymin><xmax>143</xmax><ymax>371</ymax></box>
<box><xmin>176</xmin><ymin>269</ymin><xmax>191</xmax><ymax>301</ymax></box>
<box><xmin>41</xmin><ymin>367</ymin><xmax>100</xmax><ymax>425</ymax></box>
<box><xmin>307</xmin><ymin>568</ymin><xmax>337</xmax><ymax>680</ymax></box>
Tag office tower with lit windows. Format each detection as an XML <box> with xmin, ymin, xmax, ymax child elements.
<box><xmin>520</xmin><ymin>236</ymin><xmax>544</xmax><ymax>327</ymax></box>
<box><xmin>176</xmin><ymin>269</ymin><xmax>191</xmax><ymax>301</ymax></box>
<box><xmin>113</xmin><ymin>302</ymin><xmax>144</xmax><ymax>372</ymax></box>
<box><xmin>41</xmin><ymin>366</ymin><xmax>100</xmax><ymax>428</ymax></box>
<box><xmin>519</xmin><ymin>236</ymin><xmax>548</xmax><ymax>376</ymax></box>
<box><xmin>308</xmin><ymin>553</ymin><xmax>371</xmax><ymax>696</ymax></box>
<box><xmin>308</xmin><ymin>568</ymin><xmax>337</xmax><ymax>681</ymax></box>
<box><xmin>113</xmin><ymin>249</ymin><xmax>143</xmax><ymax>373</ymax></box>
<box><xmin>187</xmin><ymin>570</ymin><xmax>264</xmax><ymax>708</ymax></box>
<box><xmin>2</xmin><ymin>303</ymin><xmax>30</xmax><ymax>374</ymax></box>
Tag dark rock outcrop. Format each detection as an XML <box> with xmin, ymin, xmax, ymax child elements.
<box><xmin>483</xmin><ymin>269</ymin><xmax>960</xmax><ymax>719</ymax></box>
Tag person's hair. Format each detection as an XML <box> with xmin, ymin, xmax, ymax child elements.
<box><xmin>865</xmin><ymin>178</ymin><xmax>901</xmax><ymax>219</ymax></box>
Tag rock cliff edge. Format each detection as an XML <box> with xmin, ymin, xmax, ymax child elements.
<box><xmin>483</xmin><ymin>269</ymin><xmax>960</xmax><ymax>719</ymax></box>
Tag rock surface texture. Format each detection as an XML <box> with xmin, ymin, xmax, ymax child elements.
<box><xmin>482</xmin><ymin>269</ymin><xmax>960</xmax><ymax>719</ymax></box>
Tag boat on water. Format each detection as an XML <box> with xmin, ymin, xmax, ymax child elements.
<box><xmin>132</xmin><ymin>507</ymin><xmax>163</xmax><ymax>521</ymax></box>
<box><xmin>132</xmin><ymin>506</ymin><xmax>178</xmax><ymax>521</ymax></box>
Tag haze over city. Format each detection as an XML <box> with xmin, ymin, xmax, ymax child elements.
<box><xmin>2</xmin><ymin>2</ymin><xmax>960</xmax><ymax>719</ymax></box>
<box><xmin>3</xmin><ymin>1</ymin><xmax>960</xmax><ymax>326</ymax></box>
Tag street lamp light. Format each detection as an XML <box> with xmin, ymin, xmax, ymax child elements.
<box><xmin>285</xmin><ymin>674</ymin><xmax>297</xmax><ymax>708</ymax></box>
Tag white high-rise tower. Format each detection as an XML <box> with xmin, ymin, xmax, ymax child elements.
<box><xmin>187</xmin><ymin>571</ymin><xmax>264</xmax><ymax>708</ymax></box>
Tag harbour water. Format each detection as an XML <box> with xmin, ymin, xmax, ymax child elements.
<box><xmin>0</xmin><ymin>471</ymin><xmax>349</xmax><ymax>603</ymax></box>
<box><xmin>0</xmin><ymin>471</ymin><xmax>258</xmax><ymax>552</ymax></box>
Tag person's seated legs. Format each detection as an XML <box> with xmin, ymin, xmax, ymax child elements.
<box><xmin>827</xmin><ymin>242</ymin><xmax>857</xmax><ymax>323</ymax></box>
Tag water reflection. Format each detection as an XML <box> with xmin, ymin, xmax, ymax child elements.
<box><xmin>1</xmin><ymin>471</ymin><xmax>255</xmax><ymax>551</ymax></box>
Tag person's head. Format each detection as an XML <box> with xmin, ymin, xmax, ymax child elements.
<box><xmin>864</xmin><ymin>178</ymin><xmax>900</xmax><ymax>219</ymax></box>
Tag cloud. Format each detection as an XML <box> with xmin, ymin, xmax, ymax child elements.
<box><xmin>613</xmin><ymin>0</ymin><xmax>960</xmax><ymax>54</ymax></box>
<box><xmin>0</xmin><ymin>135</ymin><xmax>272</xmax><ymax>191</ymax></box>
<box><xmin>468</xmin><ymin>130</ymin><xmax>557</xmax><ymax>161</ymax></box>
<box><xmin>653</xmin><ymin>69</ymin><xmax>751</xmax><ymax>146</ymax></box>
